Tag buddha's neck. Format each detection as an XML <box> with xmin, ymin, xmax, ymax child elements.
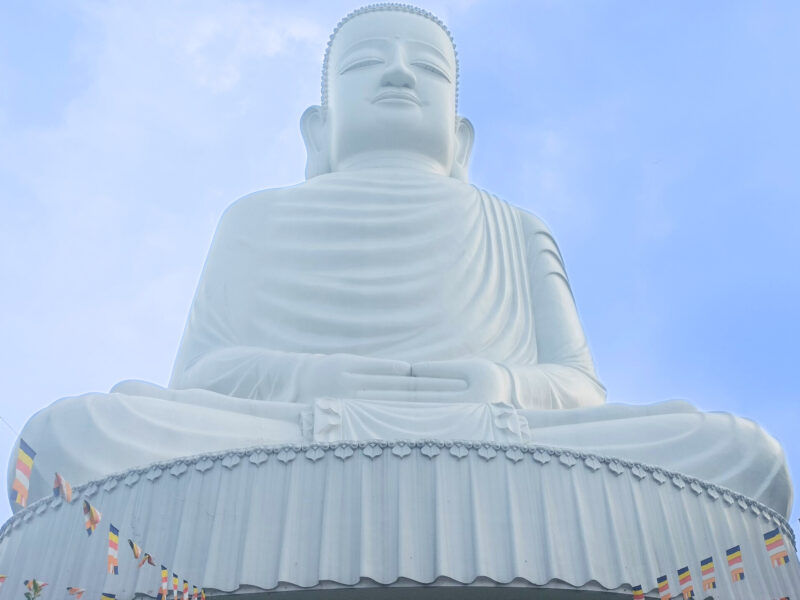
<box><xmin>333</xmin><ymin>151</ymin><xmax>450</xmax><ymax>176</ymax></box>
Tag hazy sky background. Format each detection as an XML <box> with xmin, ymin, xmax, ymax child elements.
<box><xmin>1</xmin><ymin>1</ymin><xmax>798</xmax><ymax>527</ymax></box>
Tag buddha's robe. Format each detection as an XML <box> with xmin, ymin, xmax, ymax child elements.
<box><xmin>171</xmin><ymin>168</ymin><xmax>605</xmax><ymax>409</ymax></box>
<box><xmin>7</xmin><ymin>170</ymin><xmax>792</xmax><ymax>517</ymax></box>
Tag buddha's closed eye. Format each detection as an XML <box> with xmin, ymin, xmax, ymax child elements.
<box><xmin>338</xmin><ymin>56</ymin><xmax>450</xmax><ymax>82</ymax></box>
<box><xmin>412</xmin><ymin>61</ymin><xmax>451</xmax><ymax>81</ymax></box>
<box><xmin>339</xmin><ymin>57</ymin><xmax>384</xmax><ymax>74</ymax></box>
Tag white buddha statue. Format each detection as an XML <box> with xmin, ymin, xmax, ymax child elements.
<box><xmin>8</xmin><ymin>4</ymin><xmax>791</xmax><ymax>518</ymax></box>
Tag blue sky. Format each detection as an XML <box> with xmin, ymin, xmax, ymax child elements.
<box><xmin>0</xmin><ymin>0</ymin><xmax>798</xmax><ymax>527</ymax></box>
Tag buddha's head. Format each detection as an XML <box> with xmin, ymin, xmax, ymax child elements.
<box><xmin>301</xmin><ymin>4</ymin><xmax>474</xmax><ymax>181</ymax></box>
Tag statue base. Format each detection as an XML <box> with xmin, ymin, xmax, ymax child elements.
<box><xmin>1</xmin><ymin>441</ymin><xmax>798</xmax><ymax>599</ymax></box>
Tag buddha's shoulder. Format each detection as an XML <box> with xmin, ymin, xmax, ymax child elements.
<box><xmin>215</xmin><ymin>182</ymin><xmax>326</xmax><ymax>234</ymax></box>
<box><xmin>221</xmin><ymin>184</ymin><xmax>301</xmax><ymax>219</ymax></box>
<box><xmin>485</xmin><ymin>198</ymin><xmax>554</xmax><ymax>240</ymax></box>
<box><xmin>498</xmin><ymin>201</ymin><xmax>564</xmax><ymax>259</ymax></box>
<box><xmin>511</xmin><ymin>206</ymin><xmax>549</xmax><ymax>234</ymax></box>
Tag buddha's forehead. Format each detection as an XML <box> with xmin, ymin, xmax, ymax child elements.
<box><xmin>328</xmin><ymin>11</ymin><xmax>456</xmax><ymax>72</ymax></box>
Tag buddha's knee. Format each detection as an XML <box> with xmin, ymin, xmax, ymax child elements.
<box><xmin>680</xmin><ymin>410</ymin><xmax>792</xmax><ymax>516</ymax></box>
<box><xmin>8</xmin><ymin>392</ymin><xmax>117</xmax><ymax>510</ymax></box>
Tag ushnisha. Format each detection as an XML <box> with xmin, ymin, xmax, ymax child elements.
<box><xmin>9</xmin><ymin>3</ymin><xmax>791</xmax><ymax>517</ymax></box>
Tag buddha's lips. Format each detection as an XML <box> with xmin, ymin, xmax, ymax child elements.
<box><xmin>372</xmin><ymin>90</ymin><xmax>421</xmax><ymax>105</ymax></box>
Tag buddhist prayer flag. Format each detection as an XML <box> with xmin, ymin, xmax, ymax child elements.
<box><xmin>764</xmin><ymin>527</ymin><xmax>790</xmax><ymax>567</ymax></box>
<box><xmin>24</xmin><ymin>580</ymin><xmax>47</xmax><ymax>590</ymax></box>
<box><xmin>12</xmin><ymin>439</ymin><xmax>36</xmax><ymax>507</ymax></box>
<box><xmin>67</xmin><ymin>587</ymin><xmax>85</xmax><ymax>599</ymax></box>
<box><xmin>101</xmin><ymin>594</ymin><xmax>115</xmax><ymax>600</ymax></box>
<box><xmin>83</xmin><ymin>500</ymin><xmax>101</xmax><ymax>535</ymax></box>
<box><xmin>53</xmin><ymin>472</ymin><xmax>72</xmax><ymax>503</ymax></box>
<box><xmin>182</xmin><ymin>580</ymin><xmax>189</xmax><ymax>600</ymax></box>
<box><xmin>173</xmin><ymin>573</ymin><xmax>179</xmax><ymax>600</ymax></box>
<box><xmin>159</xmin><ymin>566</ymin><xmax>169</xmax><ymax>600</ymax></box>
<box><xmin>0</xmin><ymin>575</ymin><xmax>5</xmax><ymax>590</ymax></box>
<box><xmin>677</xmin><ymin>566</ymin><xmax>693</xmax><ymax>599</ymax></box>
<box><xmin>139</xmin><ymin>553</ymin><xmax>156</xmax><ymax>568</ymax></box>
<box><xmin>107</xmin><ymin>523</ymin><xmax>120</xmax><ymax>574</ymax></box>
<box><xmin>200</xmin><ymin>589</ymin><xmax>206</xmax><ymax>600</ymax></box>
<box><xmin>192</xmin><ymin>586</ymin><xmax>198</xmax><ymax>600</ymax></box>
<box><xmin>631</xmin><ymin>584</ymin><xmax>644</xmax><ymax>600</ymax></box>
<box><xmin>129</xmin><ymin>538</ymin><xmax>154</xmax><ymax>566</ymax></box>
<box><xmin>656</xmin><ymin>575</ymin><xmax>670</xmax><ymax>600</ymax></box>
<box><xmin>700</xmin><ymin>556</ymin><xmax>716</xmax><ymax>590</ymax></box>
<box><xmin>128</xmin><ymin>538</ymin><xmax>142</xmax><ymax>559</ymax></box>
<box><xmin>726</xmin><ymin>545</ymin><xmax>745</xmax><ymax>582</ymax></box>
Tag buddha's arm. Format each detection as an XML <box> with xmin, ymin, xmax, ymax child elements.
<box><xmin>402</xmin><ymin>211</ymin><xmax>605</xmax><ymax>410</ymax></box>
<box><xmin>504</xmin><ymin>211</ymin><xmax>606</xmax><ymax>409</ymax></box>
<box><xmin>169</xmin><ymin>193</ymin><xmax>302</xmax><ymax>400</ymax></box>
<box><xmin>171</xmin><ymin>346</ymin><xmax>310</xmax><ymax>402</ymax></box>
<box><xmin>172</xmin><ymin>346</ymin><xmax>433</xmax><ymax>403</ymax></box>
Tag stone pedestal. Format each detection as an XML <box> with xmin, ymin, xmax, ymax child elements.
<box><xmin>1</xmin><ymin>441</ymin><xmax>797</xmax><ymax>598</ymax></box>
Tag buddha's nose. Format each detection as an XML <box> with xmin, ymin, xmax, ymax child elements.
<box><xmin>380</xmin><ymin>51</ymin><xmax>416</xmax><ymax>89</ymax></box>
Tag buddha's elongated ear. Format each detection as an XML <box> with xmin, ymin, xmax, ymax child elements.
<box><xmin>450</xmin><ymin>116</ymin><xmax>474</xmax><ymax>182</ymax></box>
<box><xmin>300</xmin><ymin>105</ymin><xmax>330</xmax><ymax>179</ymax></box>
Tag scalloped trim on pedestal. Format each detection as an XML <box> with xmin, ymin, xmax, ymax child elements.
<box><xmin>1</xmin><ymin>439</ymin><xmax>792</xmax><ymax>547</ymax></box>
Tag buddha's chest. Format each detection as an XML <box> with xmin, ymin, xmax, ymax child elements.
<box><xmin>245</xmin><ymin>192</ymin><xmax>536</xmax><ymax>362</ymax></box>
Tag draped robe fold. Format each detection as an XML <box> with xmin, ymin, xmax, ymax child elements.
<box><xmin>8</xmin><ymin>170</ymin><xmax>792</xmax><ymax>517</ymax></box>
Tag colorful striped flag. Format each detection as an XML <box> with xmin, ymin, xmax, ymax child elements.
<box><xmin>139</xmin><ymin>553</ymin><xmax>156</xmax><ymax>568</ymax></box>
<box><xmin>200</xmin><ymin>590</ymin><xmax>205</xmax><ymax>600</ymax></box>
<box><xmin>0</xmin><ymin>575</ymin><xmax>5</xmax><ymax>591</ymax></box>
<box><xmin>53</xmin><ymin>473</ymin><xmax>72</xmax><ymax>503</ymax></box>
<box><xmin>726</xmin><ymin>545</ymin><xmax>745</xmax><ymax>582</ymax></box>
<box><xmin>128</xmin><ymin>538</ymin><xmax>154</xmax><ymax>566</ymax></box>
<box><xmin>12</xmin><ymin>439</ymin><xmax>36</xmax><ymax>507</ymax></box>
<box><xmin>182</xmin><ymin>580</ymin><xmax>189</xmax><ymax>600</ymax></box>
<box><xmin>67</xmin><ymin>587</ymin><xmax>85</xmax><ymax>599</ymax></box>
<box><xmin>192</xmin><ymin>586</ymin><xmax>198</xmax><ymax>600</ymax></box>
<box><xmin>24</xmin><ymin>580</ymin><xmax>48</xmax><ymax>593</ymax></box>
<box><xmin>83</xmin><ymin>500</ymin><xmax>102</xmax><ymax>535</ymax></box>
<box><xmin>101</xmin><ymin>594</ymin><xmax>115</xmax><ymax>600</ymax></box>
<box><xmin>700</xmin><ymin>556</ymin><xmax>716</xmax><ymax>590</ymax></box>
<box><xmin>159</xmin><ymin>566</ymin><xmax>169</xmax><ymax>600</ymax></box>
<box><xmin>764</xmin><ymin>527</ymin><xmax>790</xmax><ymax>567</ymax></box>
<box><xmin>107</xmin><ymin>524</ymin><xmax>119</xmax><ymax>574</ymax></box>
<box><xmin>656</xmin><ymin>575</ymin><xmax>670</xmax><ymax>600</ymax></box>
<box><xmin>128</xmin><ymin>538</ymin><xmax>142</xmax><ymax>559</ymax></box>
<box><xmin>631</xmin><ymin>584</ymin><xmax>644</xmax><ymax>599</ymax></box>
<box><xmin>173</xmin><ymin>573</ymin><xmax>179</xmax><ymax>600</ymax></box>
<box><xmin>677</xmin><ymin>566</ymin><xmax>694</xmax><ymax>599</ymax></box>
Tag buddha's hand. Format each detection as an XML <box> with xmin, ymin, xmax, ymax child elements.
<box><xmin>409</xmin><ymin>358</ymin><xmax>513</xmax><ymax>404</ymax></box>
<box><xmin>295</xmin><ymin>353</ymin><xmax>412</xmax><ymax>403</ymax></box>
<box><xmin>296</xmin><ymin>353</ymin><xmax>471</xmax><ymax>403</ymax></box>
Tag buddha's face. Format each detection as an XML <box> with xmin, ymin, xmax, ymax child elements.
<box><xmin>322</xmin><ymin>11</ymin><xmax>461</xmax><ymax>175</ymax></box>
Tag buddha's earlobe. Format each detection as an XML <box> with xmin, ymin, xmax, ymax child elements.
<box><xmin>451</xmin><ymin>116</ymin><xmax>474</xmax><ymax>182</ymax></box>
<box><xmin>300</xmin><ymin>105</ymin><xmax>331</xmax><ymax>179</ymax></box>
